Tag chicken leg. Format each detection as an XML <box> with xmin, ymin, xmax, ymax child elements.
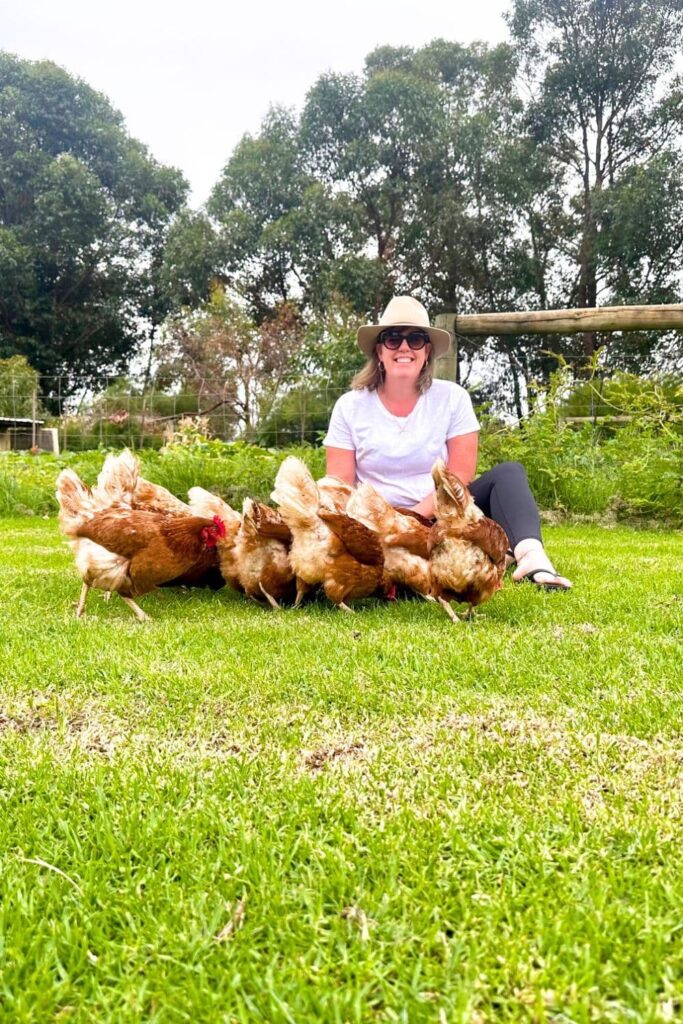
<box><xmin>120</xmin><ymin>596</ymin><xmax>149</xmax><ymax>622</ymax></box>
<box><xmin>75</xmin><ymin>583</ymin><xmax>89</xmax><ymax>618</ymax></box>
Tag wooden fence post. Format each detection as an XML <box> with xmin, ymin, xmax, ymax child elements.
<box><xmin>31</xmin><ymin>389</ymin><xmax>37</xmax><ymax>449</ymax></box>
<box><xmin>433</xmin><ymin>313</ymin><xmax>458</xmax><ymax>381</ymax></box>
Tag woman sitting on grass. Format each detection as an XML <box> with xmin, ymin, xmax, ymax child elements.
<box><xmin>323</xmin><ymin>295</ymin><xmax>572</xmax><ymax>590</ymax></box>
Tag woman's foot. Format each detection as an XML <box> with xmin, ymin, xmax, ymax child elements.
<box><xmin>511</xmin><ymin>539</ymin><xmax>572</xmax><ymax>590</ymax></box>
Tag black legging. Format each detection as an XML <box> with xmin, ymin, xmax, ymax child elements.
<box><xmin>469</xmin><ymin>461</ymin><xmax>542</xmax><ymax>550</ymax></box>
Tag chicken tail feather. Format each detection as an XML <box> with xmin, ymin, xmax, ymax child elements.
<box><xmin>432</xmin><ymin>459</ymin><xmax>473</xmax><ymax>518</ymax></box>
<box><xmin>93</xmin><ymin>448</ymin><xmax>139</xmax><ymax>506</ymax></box>
<box><xmin>346</xmin><ymin>482</ymin><xmax>392</xmax><ymax>528</ymax></box>
<box><xmin>271</xmin><ymin>457</ymin><xmax>319</xmax><ymax>529</ymax></box>
<box><xmin>56</xmin><ymin>469</ymin><xmax>97</xmax><ymax>535</ymax></box>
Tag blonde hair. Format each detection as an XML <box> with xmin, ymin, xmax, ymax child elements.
<box><xmin>351</xmin><ymin>345</ymin><xmax>435</xmax><ymax>394</ymax></box>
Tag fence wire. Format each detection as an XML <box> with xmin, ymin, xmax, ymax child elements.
<box><xmin>0</xmin><ymin>377</ymin><xmax>348</xmax><ymax>452</ymax></box>
<box><xmin>0</xmin><ymin>367</ymin><xmax>636</xmax><ymax>454</ymax></box>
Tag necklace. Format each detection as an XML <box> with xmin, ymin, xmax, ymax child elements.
<box><xmin>377</xmin><ymin>388</ymin><xmax>420</xmax><ymax>424</ymax></box>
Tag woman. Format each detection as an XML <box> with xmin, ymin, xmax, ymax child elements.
<box><xmin>323</xmin><ymin>296</ymin><xmax>572</xmax><ymax>590</ymax></box>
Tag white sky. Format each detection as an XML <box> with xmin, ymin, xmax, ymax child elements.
<box><xmin>4</xmin><ymin>0</ymin><xmax>510</xmax><ymax>205</ymax></box>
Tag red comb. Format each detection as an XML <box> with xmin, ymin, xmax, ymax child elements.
<box><xmin>212</xmin><ymin>515</ymin><xmax>226</xmax><ymax>537</ymax></box>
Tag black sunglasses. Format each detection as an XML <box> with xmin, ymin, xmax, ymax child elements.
<box><xmin>378</xmin><ymin>328</ymin><xmax>430</xmax><ymax>350</ymax></box>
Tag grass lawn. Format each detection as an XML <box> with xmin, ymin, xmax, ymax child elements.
<box><xmin>1</xmin><ymin>518</ymin><xmax>682</xmax><ymax>1023</ymax></box>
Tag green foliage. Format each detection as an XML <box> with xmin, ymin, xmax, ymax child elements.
<box><xmin>479</xmin><ymin>368</ymin><xmax>683</xmax><ymax>520</ymax></box>
<box><xmin>0</xmin><ymin>355</ymin><xmax>40</xmax><ymax>417</ymax></box>
<box><xmin>2</xmin><ymin>367</ymin><xmax>680</xmax><ymax>522</ymax></box>
<box><xmin>0</xmin><ymin>52</ymin><xmax>188</xmax><ymax>391</ymax></box>
<box><xmin>509</xmin><ymin>0</ymin><xmax>683</xmax><ymax>364</ymax></box>
<box><xmin>0</xmin><ymin>442</ymin><xmax>326</xmax><ymax>516</ymax></box>
<box><xmin>208</xmin><ymin>108</ymin><xmax>359</xmax><ymax>320</ymax></box>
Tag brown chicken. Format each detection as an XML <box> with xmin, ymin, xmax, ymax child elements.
<box><xmin>186</xmin><ymin>489</ymin><xmax>294</xmax><ymax>607</ymax></box>
<box><xmin>95</xmin><ymin>449</ymin><xmax>223</xmax><ymax>588</ymax></box>
<box><xmin>346</xmin><ymin>483</ymin><xmax>432</xmax><ymax>598</ymax></box>
<box><xmin>428</xmin><ymin>459</ymin><xmax>508</xmax><ymax>622</ymax></box>
<box><xmin>236</xmin><ymin>499</ymin><xmax>295</xmax><ymax>607</ymax></box>
<box><xmin>56</xmin><ymin>469</ymin><xmax>225</xmax><ymax>621</ymax></box>
<box><xmin>271</xmin><ymin>457</ymin><xmax>384</xmax><ymax>611</ymax></box>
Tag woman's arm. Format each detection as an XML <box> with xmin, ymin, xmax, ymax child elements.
<box><xmin>325</xmin><ymin>447</ymin><xmax>357</xmax><ymax>486</ymax></box>
<box><xmin>446</xmin><ymin>431</ymin><xmax>479</xmax><ymax>485</ymax></box>
<box><xmin>409</xmin><ymin>432</ymin><xmax>479</xmax><ymax>518</ymax></box>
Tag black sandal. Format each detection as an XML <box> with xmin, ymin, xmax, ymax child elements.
<box><xmin>519</xmin><ymin>568</ymin><xmax>571</xmax><ymax>591</ymax></box>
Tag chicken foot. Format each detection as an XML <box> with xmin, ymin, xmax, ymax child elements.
<box><xmin>75</xmin><ymin>583</ymin><xmax>89</xmax><ymax>618</ymax></box>
<box><xmin>294</xmin><ymin>578</ymin><xmax>312</xmax><ymax>608</ymax></box>
<box><xmin>75</xmin><ymin>584</ymin><xmax>147</xmax><ymax>622</ymax></box>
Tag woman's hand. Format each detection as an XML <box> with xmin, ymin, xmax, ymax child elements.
<box><xmin>409</xmin><ymin>493</ymin><xmax>436</xmax><ymax>518</ymax></box>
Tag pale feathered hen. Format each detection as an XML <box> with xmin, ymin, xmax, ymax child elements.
<box><xmin>429</xmin><ymin>459</ymin><xmax>508</xmax><ymax>622</ymax></box>
<box><xmin>94</xmin><ymin>448</ymin><xmax>192</xmax><ymax>516</ymax></box>
<box><xmin>346</xmin><ymin>482</ymin><xmax>432</xmax><ymax>598</ymax></box>
<box><xmin>235</xmin><ymin>499</ymin><xmax>295</xmax><ymax>607</ymax></box>
<box><xmin>271</xmin><ymin>456</ymin><xmax>384</xmax><ymax>611</ymax></box>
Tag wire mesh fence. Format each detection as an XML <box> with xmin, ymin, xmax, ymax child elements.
<box><xmin>0</xmin><ymin>366</ymin><xmax>647</xmax><ymax>454</ymax></box>
<box><xmin>0</xmin><ymin>377</ymin><xmax>349</xmax><ymax>452</ymax></box>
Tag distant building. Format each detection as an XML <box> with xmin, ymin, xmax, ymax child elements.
<box><xmin>0</xmin><ymin>417</ymin><xmax>59</xmax><ymax>453</ymax></box>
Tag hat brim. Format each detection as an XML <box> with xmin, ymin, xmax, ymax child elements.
<box><xmin>357</xmin><ymin>324</ymin><xmax>451</xmax><ymax>358</ymax></box>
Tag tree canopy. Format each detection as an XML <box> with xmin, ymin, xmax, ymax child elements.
<box><xmin>0</xmin><ymin>53</ymin><xmax>188</xmax><ymax>395</ymax></box>
<box><xmin>2</xmin><ymin>3</ymin><xmax>683</xmax><ymax>420</ymax></box>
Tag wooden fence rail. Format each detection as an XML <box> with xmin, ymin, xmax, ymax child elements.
<box><xmin>436</xmin><ymin>303</ymin><xmax>683</xmax><ymax>337</ymax></box>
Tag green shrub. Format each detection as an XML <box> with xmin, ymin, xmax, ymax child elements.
<box><xmin>1</xmin><ymin>369</ymin><xmax>680</xmax><ymax>523</ymax></box>
<box><xmin>479</xmin><ymin>368</ymin><xmax>682</xmax><ymax>522</ymax></box>
<box><xmin>0</xmin><ymin>442</ymin><xmax>326</xmax><ymax>516</ymax></box>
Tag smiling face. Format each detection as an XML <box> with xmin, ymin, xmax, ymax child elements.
<box><xmin>376</xmin><ymin>327</ymin><xmax>432</xmax><ymax>387</ymax></box>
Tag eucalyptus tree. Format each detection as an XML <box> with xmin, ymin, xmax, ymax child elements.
<box><xmin>208</xmin><ymin>108</ymin><xmax>361</xmax><ymax>321</ymax></box>
<box><xmin>509</xmin><ymin>0</ymin><xmax>683</xmax><ymax>364</ymax></box>
<box><xmin>300</xmin><ymin>63</ymin><xmax>447</xmax><ymax>314</ymax></box>
<box><xmin>0</xmin><ymin>52</ymin><xmax>188</xmax><ymax>396</ymax></box>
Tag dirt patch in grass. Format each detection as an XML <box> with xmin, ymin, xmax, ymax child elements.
<box><xmin>304</xmin><ymin>740</ymin><xmax>366</xmax><ymax>772</ymax></box>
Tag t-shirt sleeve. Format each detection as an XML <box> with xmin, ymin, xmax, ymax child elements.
<box><xmin>323</xmin><ymin>394</ymin><xmax>355</xmax><ymax>450</ymax></box>
<box><xmin>446</xmin><ymin>386</ymin><xmax>480</xmax><ymax>439</ymax></box>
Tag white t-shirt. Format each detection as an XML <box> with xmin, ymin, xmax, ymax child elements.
<box><xmin>323</xmin><ymin>379</ymin><xmax>480</xmax><ymax>507</ymax></box>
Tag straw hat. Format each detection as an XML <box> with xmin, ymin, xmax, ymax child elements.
<box><xmin>357</xmin><ymin>296</ymin><xmax>451</xmax><ymax>357</ymax></box>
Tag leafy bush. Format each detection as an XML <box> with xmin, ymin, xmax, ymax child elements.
<box><xmin>1</xmin><ymin>369</ymin><xmax>680</xmax><ymax>522</ymax></box>
<box><xmin>0</xmin><ymin>442</ymin><xmax>326</xmax><ymax>516</ymax></box>
<box><xmin>0</xmin><ymin>356</ymin><xmax>41</xmax><ymax>418</ymax></box>
<box><xmin>479</xmin><ymin>369</ymin><xmax>682</xmax><ymax>522</ymax></box>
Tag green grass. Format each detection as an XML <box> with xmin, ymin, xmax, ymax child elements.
<box><xmin>1</xmin><ymin>519</ymin><xmax>682</xmax><ymax>1023</ymax></box>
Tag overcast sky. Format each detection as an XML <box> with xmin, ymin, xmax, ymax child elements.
<box><xmin>5</xmin><ymin>0</ymin><xmax>510</xmax><ymax>205</ymax></box>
